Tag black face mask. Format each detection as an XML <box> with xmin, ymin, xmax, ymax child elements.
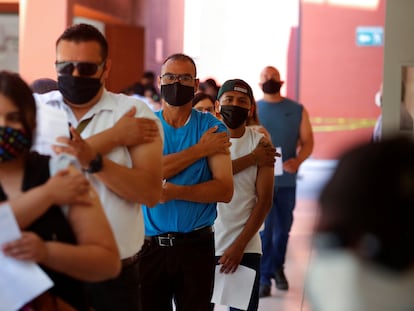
<box><xmin>58</xmin><ymin>75</ymin><xmax>102</xmax><ymax>105</ymax></box>
<box><xmin>161</xmin><ymin>82</ymin><xmax>194</xmax><ymax>106</ymax></box>
<box><xmin>220</xmin><ymin>105</ymin><xmax>249</xmax><ymax>129</ymax></box>
<box><xmin>262</xmin><ymin>79</ymin><xmax>282</xmax><ymax>94</ymax></box>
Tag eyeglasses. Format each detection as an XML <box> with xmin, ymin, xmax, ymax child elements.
<box><xmin>55</xmin><ymin>61</ymin><xmax>105</xmax><ymax>77</ymax></box>
<box><xmin>195</xmin><ymin>107</ymin><xmax>215</xmax><ymax>113</ymax></box>
<box><xmin>160</xmin><ymin>73</ymin><xmax>196</xmax><ymax>85</ymax></box>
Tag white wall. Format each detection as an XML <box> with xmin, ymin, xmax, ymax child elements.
<box><xmin>183</xmin><ymin>0</ymin><xmax>299</xmax><ymax>99</ymax></box>
<box><xmin>0</xmin><ymin>14</ymin><xmax>19</xmax><ymax>72</ymax></box>
<box><xmin>382</xmin><ymin>0</ymin><xmax>414</xmax><ymax>138</ymax></box>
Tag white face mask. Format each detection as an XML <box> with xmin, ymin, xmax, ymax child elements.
<box><xmin>375</xmin><ymin>90</ymin><xmax>382</xmax><ymax>107</ymax></box>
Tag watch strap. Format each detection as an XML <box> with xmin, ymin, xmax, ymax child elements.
<box><xmin>84</xmin><ymin>153</ymin><xmax>103</xmax><ymax>173</ymax></box>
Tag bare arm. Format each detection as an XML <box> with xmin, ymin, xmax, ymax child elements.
<box><xmin>218</xmin><ymin>163</ymin><xmax>274</xmax><ymax>273</ymax></box>
<box><xmin>10</xmin><ymin>169</ymin><xmax>91</xmax><ymax>229</ymax></box>
<box><xmin>253</xmin><ymin>126</ymin><xmax>272</xmax><ymax>141</ymax></box>
<box><xmin>284</xmin><ymin>108</ymin><xmax>314</xmax><ymax>173</ymax></box>
<box><xmin>85</xmin><ymin>106</ymin><xmax>160</xmax><ymax>154</ymax></box>
<box><xmin>3</xmin><ymin>167</ymin><xmax>121</xmax><ymax>282</ymax></box>
<box><xmin>41</xmin><ymin>185</ymin><xmax>121</xmax><ymax>281</ymax></box>
<box><xmin>231</xmin><ymin>153</ymin><xmax>256</xmax><ymax>175</ymax></box>
<box><xmin>163</xmin><ymin>126</ymin><xmax>231</xmax><ymax>179</ymax></box>
<box><xmin>160</xmin><ymin>152</ymin><xmax>234</xmax><ymax>204</ymax></box>
<box><xmin>55</xmin><ymin>126</ymin><xmax>163</xmax><ymax>205</ymax></box>
<box><xmin>232</xmin><ymin>137</ymin><xmax>277</xmax><ymax>175</ymax></box>
<box><xmin>96</xmin><ymin>136</ymin><xmax>163</xmax><ymax>206</ymax></box>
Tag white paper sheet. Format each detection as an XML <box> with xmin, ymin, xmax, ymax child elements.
<box><xmin>33</xmin><ymin>102</ymin><xmax>70</xmax><ymax>156</ymax></box>
<box><xmin>211</xmin><ymin>265</ymin><xmax>256</xmax><ymax>310</ymax></box>
<box><xmin>274</xmin><ymin>146</ymin><xmax>283</xmax><ymax>176</ymax></box>
<box><xmin>0</xmin><ymin>203</ymin><xmax>53</xmax><ymax>311</ymax></box>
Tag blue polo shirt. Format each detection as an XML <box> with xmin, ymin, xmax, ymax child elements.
<box><xmin>142</xmin><ymin>109</ymin><xmax>228</xmax><ymax>236</ymax></box>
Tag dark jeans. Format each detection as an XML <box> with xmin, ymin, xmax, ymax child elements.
<box><xmin>85</xmin><ymin>259</ymin><xmax>140</xmax><ymax>311</ymax></box>
<box><xmin>260</xmin><ymin>186</ymin><xmax>296</xmax><ymax>286</ymax></box>
<box><xmin>213</xmin><ymin>253</ymin><xmax>261</xmax><ymax>311</ymax></box>
<box><xmin>137</xmin><ymin>231</ymin><xmax>215</xmax><ymax>311</ymax></box>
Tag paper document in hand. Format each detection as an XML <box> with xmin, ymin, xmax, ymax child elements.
<box><xmin>0</xmin><ymin>203</ymin><xmax>53</xmax><ymax>311</ymax></box>
<box><xmin>211</xmin><ymin>265</ymin><xmax>256</xmax><ymax>310</ymax></box>
<box><xmin>34</xmin><ymin>102</ymin><xmax>70</xmax><ymax>155</ymax></box>
<box><xmin>274</xmin><ymin>147</ymin><xmax>283</xmax><ymax>176</ymax></box>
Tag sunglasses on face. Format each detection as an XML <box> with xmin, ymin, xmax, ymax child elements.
<box><xmin>55</xmin><ymin>61</ymin><xmax>105</xmax><ymax>77</ymax></box>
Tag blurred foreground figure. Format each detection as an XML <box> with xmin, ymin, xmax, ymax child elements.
<box><xmin>306</xmin><ymin>136</ymin><xmax>414</xmax><ymax>311</ymax></box>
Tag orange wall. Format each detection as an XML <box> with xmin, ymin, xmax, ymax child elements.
<box><xmin>18</xmin><ymin>0</ymin><xmax>140</xmax><ymax>85</ymax></box>
<box><xmin>19</xmin><ymin>0</ymin><xmax>69</xmax><ymax>83</ymax></box>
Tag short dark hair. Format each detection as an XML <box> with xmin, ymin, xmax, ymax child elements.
<box><xmin>316</xmin><ymin>136</ymin><xmax>414</xmax><ymax>272</ymax></box>
<box><xmin>143</xmin><ymin>71</ymin><xmax>156</xmax><ymax>80</ymax></box>
<box><xmin>204</xmin><ymin>78</ymin><xmax>218</xmax><ymax>89</ymax></box>
<box><xmin>192</xmin><ymin>92</ymin><xmax>215</xmax><ymax>107</ymax></box>
<box><xmin>0</xmin><ymin>71</ymin><xmax>36</xmax><ymax>147</ymax></box>
<box><xmin>56</xmin><ymin>23</ymin><xmax>108</xmax><ymax>61</ymax></box>
<box><xmin>30</xmin><ymin>78</ymin><xmax>58</xmax><ymax>94</ymax></box>
<box><xmin>161</xmin><ymin>53</ymin><xmax>197</xmax><ymax>77</ymax></box>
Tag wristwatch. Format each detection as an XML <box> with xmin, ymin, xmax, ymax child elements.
<box><xmin>84</xmin><ymin>153</ymin><xmax>103</xmax><ymax>173</ymax></box>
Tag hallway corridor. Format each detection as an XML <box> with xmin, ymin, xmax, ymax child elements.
<box><xmin>215</xmin><ymin>159</ymin><xmax>335</xmax><ymax>311</ymax></box>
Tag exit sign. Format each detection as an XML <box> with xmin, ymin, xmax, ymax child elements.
<box><xmin>356</xmin><ymin>26</ymin><xmax>384</xmax><ymax>46</ymax></box>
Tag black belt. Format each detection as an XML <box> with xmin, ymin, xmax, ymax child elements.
<box><xmin>145</xmin><ymin>226</ymin><xmax>213</xmax><ymax>247</ymax></box>
<box><xmin>121</xmin><ymin>252</ymin><xmax>139</xmax><ymax>268</ymax></box>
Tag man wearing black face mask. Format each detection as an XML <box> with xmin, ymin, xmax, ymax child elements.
<box><xmin>136</xmin><ymin>53</ymin><xmax>234</xmax><ymax>311</ymax></box>
<box><xmin>213</xmin><ymin>79</ymin><xmax>276</xmax><ymax>311</ymax></box>
<box><xmin>32</xmin><ymin>23</ymin><xmax>164</xmax><ymax>311</ymax></box>
<box><xmin>257</xmin><ymin>66</ymin><xmax>314</xmax><ymax>297</ymax></box>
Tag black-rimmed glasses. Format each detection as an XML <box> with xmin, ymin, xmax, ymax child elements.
<box><xmin>160</xmin><ymin>73</ymin><xmax>196</xmax><ymax>85</ymax></box>
<box><xmin>55</xmin><ymin>61</ymin><xmax>105</xmax><ymax>77</ymax></box>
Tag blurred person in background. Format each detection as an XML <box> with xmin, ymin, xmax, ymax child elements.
<box><xmin>306</xmin><ymin>136</ymin><xmax>414</xmax><ymax>311</ymax></box>
<box><xmin>192</xmin><ymin>91</ymin><xmax>216</xmax><ymax>114</ymax></box>
<box><xmin>246</xmin><ymin>98</ymin><xmax>271</xmax><ymax>140</ymax></box>
<box><xmin>30</xmin><ymin>77</ymin><xmax>58</xmax><ymax>94</ymax></box>
<box><xmin>199</xmin><ymin>77</ymin><xmax>220</xmax><ymax>100</ymax></box>
<box><xmin>257</xmin><ymin>65</ymin><xmax>314</xmax><ymax>296</ymax></box>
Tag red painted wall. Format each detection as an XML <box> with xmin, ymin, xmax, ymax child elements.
<box><xmin>300</xmin><ymin>0</ymin><xmax>385</xmax><ymax>158</ymax></box>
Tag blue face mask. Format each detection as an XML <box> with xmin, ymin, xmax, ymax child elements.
<box><xmin>0</xmin><ymin>126</ymin><xmax>31</xmax><ymax>162</ymax></box>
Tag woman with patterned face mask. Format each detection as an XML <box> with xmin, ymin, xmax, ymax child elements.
<box><xmin>0</xmin><ymin>71</ymin><xmax>120</xmax><ymax>311</ymax></box>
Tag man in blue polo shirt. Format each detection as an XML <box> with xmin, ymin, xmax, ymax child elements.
<box><xmin>137</xmin><ymin>53</ymin><xmax>234</xmax><ymax>311</ymax></box>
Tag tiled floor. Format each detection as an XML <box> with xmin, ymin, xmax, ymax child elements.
<box><xmin>215</xmin><ymin>159</ymin><xmax>336</xmax><ymax>311</ymax></box>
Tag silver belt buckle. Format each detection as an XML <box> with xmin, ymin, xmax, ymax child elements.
<box><xmin>157</xmin><ymin>236</ymin><xmax>175</xmax><ymax>246</ymax></box>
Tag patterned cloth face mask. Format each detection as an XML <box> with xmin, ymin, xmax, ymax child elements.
<box><xmin>0</xmin><ymin>126</ymin><xmax>31</xmax><ymax>162</ymax></box>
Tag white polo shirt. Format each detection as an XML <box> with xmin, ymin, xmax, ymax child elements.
<box><xmin>33</xmin><ymin>89</ymin><xmax>163</xmax><ymax>259</ymax></box>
